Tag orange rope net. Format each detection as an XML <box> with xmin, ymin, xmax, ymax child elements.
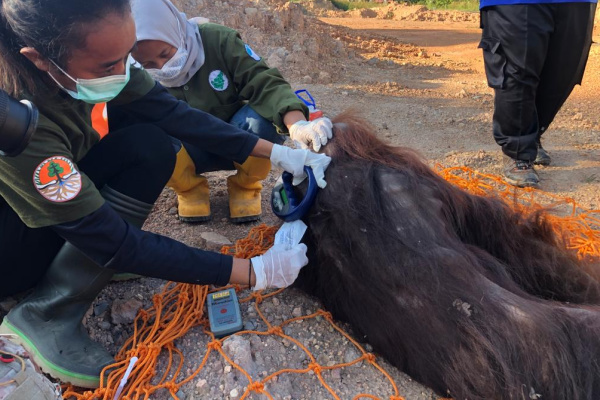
<box><xmin>436</xmin><ymin>165</ymin><xmax>600</xmax><ymax>260</ymax></box>
<box><xmin>63</xmin><ymin>166</ymin><xmax>599</xmax><ymax>400</ymax></box>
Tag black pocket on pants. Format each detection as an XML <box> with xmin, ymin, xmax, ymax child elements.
<box><xmin>479</xmin><ymin>37</ymin><xmax>506</xmax><ymax>89</ymax></box>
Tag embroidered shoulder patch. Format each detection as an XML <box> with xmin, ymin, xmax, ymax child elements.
<box><xmin>245</xmin><ymin>44</ymin><xmax>261</xmax><ymax>61</ymax></box>
<box><xmin>208</xmin><ymin>70</ymin><xmax>229</xmax><ymax>91</ymax></box>
<box><xmin>33</xmin><ymin>156</ymin><xmax>82</xmax><ymax>202</ymax></box>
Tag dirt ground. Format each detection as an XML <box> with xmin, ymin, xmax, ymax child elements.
<box><xmin>313</xmin><ymin>14</ymin><xmax>600</xmax><ymax>209</ymax></box>
<box><xmin>2</xmin><ymin>3</ymin><xmax>598</xmax><ymax>400</ymax></box>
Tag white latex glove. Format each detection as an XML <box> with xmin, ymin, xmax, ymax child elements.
<box><xmin>289</xmin><ymin>117</ymin><xmax>333</xmax><ymax>152</ymax></box>
<box><xmin>251</xmin><ymin>243</ymin><xmax>308</xmax><ymax>291</ymax></box>
<box><xmin>188</xmin><ymin>16</ymin><xmax>210</xmax><ymax>25</ymax></box>
<box><xmin>270</xmin><ymin>144</ymin><xmax>331</xmax><ymax>188</ymax></box>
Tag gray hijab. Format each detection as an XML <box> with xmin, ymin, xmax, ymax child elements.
<box><xmin>131</xmin><ymin>0</ymin><xmax>205</xmax><ymax>87</ymax></box>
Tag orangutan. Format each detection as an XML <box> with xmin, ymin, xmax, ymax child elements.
<box><xmin>293</xmin><ymin>113</ymin><xmax>600</xmax><ymax>400</ymax></box>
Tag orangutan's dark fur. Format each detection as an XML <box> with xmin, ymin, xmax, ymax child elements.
<box><xmin>293</xmin><ymin>113</ymin><xmax>600</xmax><ymax>400</ymax></box>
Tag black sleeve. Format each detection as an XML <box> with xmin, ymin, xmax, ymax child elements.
<box><xmin>50</xmin><ymin>203</ymin><xmax>233</xmax><ymax>286</ymax></box>
<box><xmin>107</xmin><ymin>82</ymin><xmax>259</xmax><ymax>164</ymax></box>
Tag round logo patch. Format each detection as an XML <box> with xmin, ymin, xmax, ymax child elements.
<box><xmin>208</xmin><ymin>70</ymin><xmax>229</xmax><ymax>91</ymax></box>
<box><xmin>33</xmin><ymin>156</ymin><xmax>82</xmax><ymax>202</ymax></box>
<box><xmin>245</xmin><ymin>44</ymin><xmax>261</xmax><ymax>61</ymax></box>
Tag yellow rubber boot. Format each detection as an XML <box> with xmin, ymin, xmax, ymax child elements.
<box><xmin>167</xmin><ymin>146</ymin><xmax>211</xmax><ymax>222</ymax></box>
<box><xmin>227</xmin><ymin>156</ymin><xmax>271</xmax><ymax>223</ymax></box>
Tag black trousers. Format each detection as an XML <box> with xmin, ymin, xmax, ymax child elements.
<box><xmin>0</xmin><ymin>124</ymin><xmax>175</xmax><ymax>296</ymax></box>
<box><xmin>480</xmin><ymin>3</ymin><xmax>596</xmax><ymax>161</ymax></box>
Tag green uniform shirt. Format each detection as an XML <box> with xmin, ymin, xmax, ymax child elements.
<box><xmin>166</xmin><ymin>23</ymin><xmax>308</xmax><ymax>132</ymax></box>
<box><xmin>0</xmin><ymin>68</ymin><xmax>156</xmax><ymax>228</ymax></box>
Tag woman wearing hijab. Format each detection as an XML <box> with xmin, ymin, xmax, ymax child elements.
<box><xmin>130</xmin><ymin>0</ymin><xmax>333</xmax><ymax>223</ymax></box>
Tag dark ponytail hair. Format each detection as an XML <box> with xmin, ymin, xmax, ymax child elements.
<box><xmin>0</xmin><ymin>0</ymin><xmax>131</xmax><ymax>98</ymax></box>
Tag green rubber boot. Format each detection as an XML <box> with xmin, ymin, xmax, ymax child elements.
<box><xmin>103</xmin><ymin>186</ymin><xmax>154</xmax><ymax>282</ymax></box>
<box><xmin>0</xmin><ymin>186</ymin><xmax>154</xmax><ymax>388</ymax></box>
<box><xmin>0</xmin><ymin>242</ymin><xmax>115</xmax><ymax>388</ymax></box>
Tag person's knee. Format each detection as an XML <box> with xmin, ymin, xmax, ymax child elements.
<box><xmin>129</xmin><ymin>124</ymin><xmax>177</xmax><ymax>181</ymax></box>
<box><xmin>230</xmin><ymin>106</ymin><xmax>283</xmax><ymax>144</ymax></box>
<box><xmin>248</xmin><ymin>118</ymin><xmax>282</xmax><ymax>144</ymax></box>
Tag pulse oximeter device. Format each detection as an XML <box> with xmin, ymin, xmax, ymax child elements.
<box><xmin>271</xmin><ymin>166</ymin><xmax>319</xmax><ymax>222</ymax></box>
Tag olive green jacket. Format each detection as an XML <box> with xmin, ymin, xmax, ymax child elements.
<box><xmin>166</xmin><ymin>23</ymin><xmax>308</xmax><ymax>133</ymax></box>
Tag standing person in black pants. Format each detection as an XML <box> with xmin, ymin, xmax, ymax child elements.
<box><xmin>479</xmin><ymin>2</ymin><xmax>597</xmax><ymax>187</ymax></box>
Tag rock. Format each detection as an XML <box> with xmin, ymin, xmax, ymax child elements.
<box><xmin>244</xmin><ymin>7</ymin><xmax>258</xmax><ymax>15</ymax></box>
<box><xmin>196</xmin><ymin>379</ymin><xmax>207</xmax><ymax>388</ymax></box>
<box><xmin>94</xmin><ymin>301</ymin><xmax>110</xmax><ymax>317</ymax></box>
<box><xmin>382</xmin><ymin>123</ymin><xmax>389</xmax><ymax>130</ymax></box>
<box><xmin>111</xmin><ymin>298</ymin><xmax>143</xmax><ymax>325</ymax></box>
<box><xmin>223</xmin><ymin>335</ymin><xmax>256</xmax><ymax>377</ymax></box>
<box><xmin>285</xmin><ymin>52</ymin><xmax>306</xmax><ymax>65</ymax></box>
<box><xmin>272</xmin><ymin>47</ymin><xmax>287</xmax><ymax>59</ymax></box>
<box><xmin>292</xmin><ymin>307</ymin><xmax>303</xmax><ymax>317</ymax></box>
<box><xmin>333</xmin><ymin>41</ymin><xmax>346</xmax><ymax>57</ymax></box>
<box><xmin>199</xmin><ymin>232</ymin><xmax>232</xmax><ymax>252</ymax></box>
<box><xmin>301</xmin><ymin>75</ymin><xmax>313</xmax><ymax>84</ymax></box>
<box><xmin>367</xmin><ymin>57</ymin><xmax>379</xmax><ymax>66</ymax></box>
<box><xmin>318</xmin><ymin>71</ymin><xmax>331</xmax><ymax>82</ymax></box>
<box><xmin>305</xmin><ymin>38</ymin><xmax>319</xmax><ymax>56</ymax></box>
<box><xmin>230</xmin><ymin>388</ymin><xmax>239</xmax><ymax>398</ymax></box>
<box><xmin>330</xmin><ymin>368</ymin><xmax>342</xmax><ymax>382</ymax></box>
<box><xmin>99</xmin><ymin>321</ymin><xmax>112</xmax><ymax>330</ymax></box>
<box><xmin>572</xmin><ymin>112</ymin><xmax>584</xmax><ymax>120</ymax></box>
<box><xmin>243</xmin><ymin>320</ymin><xmax>256</xmax><ymax>331</ymax></box>
<box><xmin>267</xmin><ymin>54</ymin><xmax>284</xmax><ymax>69</ymax></box>
<box><xmin>168</xmin><ymin>207</ymin><xmax>178</xmax><ymax>215</ymax></box>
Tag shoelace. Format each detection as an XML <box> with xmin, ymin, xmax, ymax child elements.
<box><xmin>514</xmin><ymin>160</ymin><xmax>533</xmax><ymax>170</ymax></box>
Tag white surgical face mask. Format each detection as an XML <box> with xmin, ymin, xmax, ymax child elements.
<box><xmin>145</xmin><ymin>46</ymin><xmax>189</xmax><ymax>84</ymax></box>
<box><xmin>143</xmin><ymin>17</ymin><xmax>189</xmax><ymax>87</ymax></box>
<box><xmin>48</xmin><ymin>56</ymin><xmax>132</xmax><ymax>104</ymax></box>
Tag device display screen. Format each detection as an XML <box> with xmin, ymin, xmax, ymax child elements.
<box><xmin>279</xmin><ymin>187</ymin><xmax>289</xmax><ymax>206</ymax></box>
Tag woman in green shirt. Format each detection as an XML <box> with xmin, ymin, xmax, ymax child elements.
<box><xmin>0</xmin><ymin>0</ymin><xmax>330</xmax><ymax>388</ymax></box>
<box><xmin>130</xmin><ymin>0</ymin><xmax>334</xmax><ymax>223</ymax></box>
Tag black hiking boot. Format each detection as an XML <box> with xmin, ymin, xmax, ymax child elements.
<box><xmin>534</xmin><ymin>141</ymin><xmax>551</xmax><ymax>166</ymax></box>
<box><xmin>503</xmin><ymin>156</ymin><xmax>539</xmax><ymax>188</ymax></box>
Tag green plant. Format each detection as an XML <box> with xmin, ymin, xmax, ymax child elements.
<box><xmin>425</xmin><ymin>0</ymin><xmax>452</xmax><ymax>8</ymax></box>
<box><xmin>329</xmin><ymin>0</ymin><xmax>392</xmax><ymax>11</ymax></box>
<box><xmin>421</xmin><ymin>0</ymin><xmax>479</xmax><ymax>11</ymax></box>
